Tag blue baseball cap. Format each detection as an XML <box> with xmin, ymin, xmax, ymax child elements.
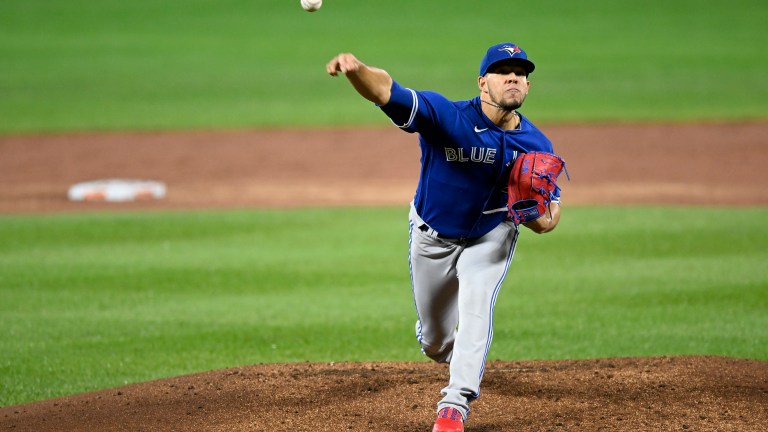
<box><xmin>479</xmin><ymin>43</ymin><xmax>535</xmax><ymax>76</ymax></box>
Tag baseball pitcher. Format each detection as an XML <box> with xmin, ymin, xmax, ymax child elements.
<box><xmin>327</xmin><ymin>42</ymin><xmax>566</xmax><ymax>432</ymax></box>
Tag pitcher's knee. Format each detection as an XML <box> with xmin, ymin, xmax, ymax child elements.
<box><xmin>420</xmin><ymin>340</ymin><xmax>454</xmax><ymax>364</ymax></box>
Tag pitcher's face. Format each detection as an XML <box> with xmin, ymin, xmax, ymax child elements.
<box><xmin>479</xmin><ymin>63</ymin><xmax>531</xmax><ymax>111</ymax></box>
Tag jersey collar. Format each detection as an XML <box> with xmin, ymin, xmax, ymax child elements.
<box><xmin>471</xmin><ymin>96</ymin><xmax>526</xmax><ymax>132</ymax></box>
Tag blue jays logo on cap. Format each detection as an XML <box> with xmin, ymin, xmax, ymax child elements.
<box><xmin>479</xmin><ymin>42</ymin><xmax>536</xmax><ymax>76</ymax></box>
<box><xmin>499</xmin><ymin>45</ymin><xmax>522</xmax><ymax>56</ymax></box>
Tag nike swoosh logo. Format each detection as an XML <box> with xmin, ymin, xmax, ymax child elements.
<box><xmin>474</xmin><ymin>126</ymin><xmax>488</xmax><ymax>133</ymax></box>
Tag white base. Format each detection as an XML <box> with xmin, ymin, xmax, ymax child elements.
<box><xmin>67</xmin><ymin>179</ymin><xmax>166</xmax><ymax>202</ymax></box>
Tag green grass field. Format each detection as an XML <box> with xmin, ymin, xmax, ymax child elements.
<box><xmin>1</xmin><ymin>0</ymin><xmax>767</xmax><ymax>133</ymax></box>
<box><xmin>1</xmin><ymin>208</ymin><xmax>767</xmax><ymax>406</ymax></box>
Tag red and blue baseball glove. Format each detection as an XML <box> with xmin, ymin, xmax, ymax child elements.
<box><xmin>507</xmin><ymin>151</ymin><xmax>568</xmax><ymax>225</ymax></box>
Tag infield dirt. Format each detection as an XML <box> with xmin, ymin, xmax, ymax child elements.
<box><xmin>1</xmin><ymin>123</ymin><xmax>767</xmax><ymax>431</ymax></box>
<box><xmin>1</xmin><ymin>122</ymin><xmax>767</xmax><ymax>213</ymax></box>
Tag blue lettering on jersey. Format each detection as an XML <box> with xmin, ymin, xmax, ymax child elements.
<box><xmin>445</xmin><ymin>147</ymin><xmax>497</xmax><ymax>163</ymax></box>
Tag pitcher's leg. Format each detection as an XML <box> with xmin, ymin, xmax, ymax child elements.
<box><xmin>409</xmin><ymin>212</ymin><xmax>461</xmax><ymax>363</ymax></box>
<box><xmin>438</xmin><ymin>222</ymin><xmax>518</xmax><ymax>417</ymax></box>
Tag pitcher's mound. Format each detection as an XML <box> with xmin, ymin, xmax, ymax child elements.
<box><xmin>2</xmin><ymin>356</ymin><xmax>766</xmax><ymax>431</ymax></box>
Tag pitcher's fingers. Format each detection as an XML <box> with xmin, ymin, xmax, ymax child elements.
<box><xmin>326</xmin><ymin>58</ymin><xmax>342</xmax><ymax>76</ymax></box>
<box><xmin>337</xmin><ymin>54</ymin><xmax>361</xmax><ymax>74</ymax></box>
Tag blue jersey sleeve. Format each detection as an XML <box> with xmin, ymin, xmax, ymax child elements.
<box><xmin>379</xmin><ymin>81</ymin><xmax>453</xmax><ymax>134</ymax></box>
<box><xmin>378</xmin><ymin>81</ymin><xmax>418</xmax><ymax>131</ymax></box>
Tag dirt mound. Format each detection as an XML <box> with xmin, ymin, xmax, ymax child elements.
<box><xmin>2</xmin><ymin>356</ymin><xmax>766</xmax><ymax>431</ymax></box>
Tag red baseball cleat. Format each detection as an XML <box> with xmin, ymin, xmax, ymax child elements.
<box><xmin>433</xmin><ymin>407</ymin><xmax>464</xmax><ymax>432</ymax></box>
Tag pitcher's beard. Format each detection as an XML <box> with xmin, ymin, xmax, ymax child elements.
<box><xmin>487</xmin><ymin>92</ymin><xmax>526</xmax><ymax>111</ymax></box>
<box><xmin>499</xmin><ymin>100</ymin><xmax>522</xmax><ymax>111</ymax></box>
<box><xmin>483</xmin><ymin>98</ymin><xmax>523</xmax><ymax>112</ymax></box>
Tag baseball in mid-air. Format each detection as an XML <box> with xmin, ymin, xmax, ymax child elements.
<box><xmin>300</xmin><ymin>0</ymin><xmax>322</xmax><ymax>12</ymax></box>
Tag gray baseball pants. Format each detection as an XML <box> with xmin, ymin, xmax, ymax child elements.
<box><xmin>408</xmin><ymin>203</ymin><xmax>519</xmax><ymax>420</ymax></box>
